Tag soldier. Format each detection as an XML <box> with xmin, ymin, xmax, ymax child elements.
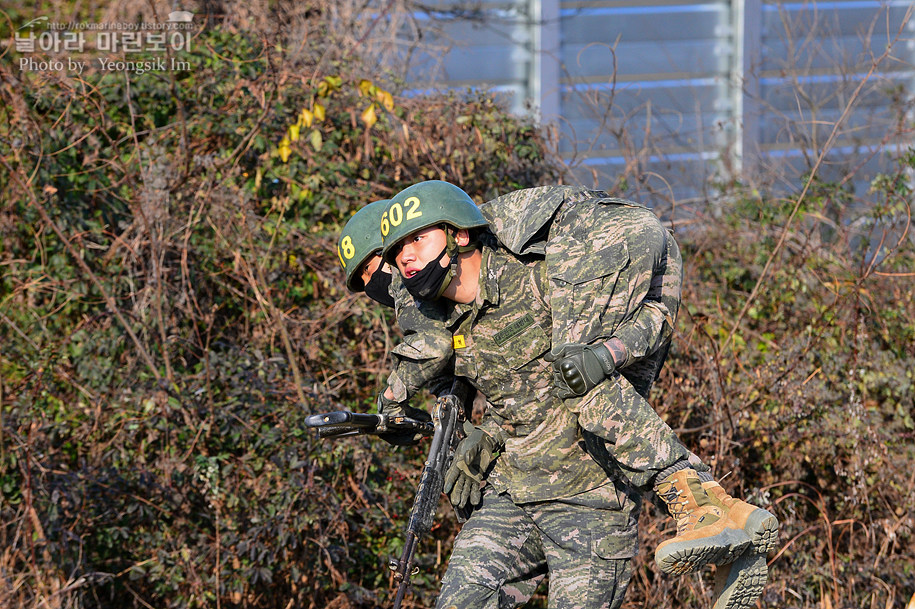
<box><xmin>338</xmin><ymin>199</ymin><xmax>397</xmax><ymax>308</ymax></box>
<box><xmin>337</xmin><ymin>200</ymin><xmax>548</xmax><ymax>606</ymax></box>
<box><xmin>336</xmin><ymin>198</ymin><xmax>438</xmax><ymax>445</ymax></box>
<box><xmin>338</xmin><ymin>198</ymin><xmax>457</xmax><ymax>413</ymax></box>
<box><xmin>377</xmin><ymin>181</ymin><xmax>778</xmax><ymax>608</ymax></box>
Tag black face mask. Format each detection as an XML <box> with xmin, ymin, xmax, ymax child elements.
<box><xmin>364</xmin><ymin>268</ymin><xmax>395</xmax><ymax>308</ymax></box>
<box><xmin>402</xmin><ymin>246</ymin><xmax>455</xmax><ymax>301</ymax></box>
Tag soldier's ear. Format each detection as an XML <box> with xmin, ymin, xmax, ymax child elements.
<box><xmin>455</xmin><ymin>228</ymin><xmax>471</xmax><ymax>247</ymax></box>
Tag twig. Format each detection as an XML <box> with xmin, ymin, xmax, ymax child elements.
<box><xmin>718</xmin><ymin>17</ymin><xmax>910</xmax><ymax>356</ymax></box>
<box><xmin>123</xmin><ymin>70</ymin><xmax>175</xmax><ymax>384</ymax></box>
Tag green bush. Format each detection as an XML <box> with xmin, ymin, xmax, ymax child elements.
<box><xmin>2</xmin><ymin>7</ymin><xmax>913</xmax><ymax>609</ymax></box>
<box><xmin>0</xmin><ymin>22</ymin><xmax>559</xmax><ymax>609</ymax></box>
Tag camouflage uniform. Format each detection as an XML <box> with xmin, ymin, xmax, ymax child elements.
<box><xmin>391</xmin><ymin>186</ymin><xmax>696</xmax><ymax>489</ymax></box>
<box><xmin>480</xmin><ymin>185</ymin><xmax>680</xmax><ymax>400</ymax></box>
<box><xmin>539</xmin><ymin>188</ymin><xmax>691</xmax><ymax>489</ymax></box>
<box><xmin>384</xmin><ymin>275</ymin><xmax>454</xmax><ymax>402</ymax></box>
<box><xmin>384</xmin><ymin>274</ymin><xmax>549</xmax><ymax>608</ymax></box>
<box><xmin>438</xmin><ymin>486</ymin><xmax>633</xmax><ymax>609</ymax></box>
<box><xmin>427</xmin><ymin>244</ymin><xmax>639</xmax><ymax>608</ymax></box>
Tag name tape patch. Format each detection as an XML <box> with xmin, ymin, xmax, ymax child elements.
<box><xmin>493</xmin><ymin>313</ymin><xmax>535</xmax><ymax>346</ymax></box>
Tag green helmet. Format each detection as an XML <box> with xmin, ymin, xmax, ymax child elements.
<box><xmin>337</xmin><ymin>199</ymin><xmax>390</xmax><ymax>292</ymax></box>
<box><xmin>379</xmin><ymin>181</ymin><xmax>488</xmax><ymax>264</ymax></box>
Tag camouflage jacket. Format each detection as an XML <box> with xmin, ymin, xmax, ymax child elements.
<box><xmin>483</xmin><ymin>186</ymin><xmax>680</xmax><ymax>380</ymax></box>
<box><xmin>445</xmin><ymin>245</ymin><xmax>634</xmax><ymax>506</ymax></box>
<box><xmin>482</xmin><ymin>187</ymin><xmax>688</xmax><ymax>483</ymax></box>
<box><xmin>385</xmin><ymin>186</ymin><xmax>681</xmax><ymax>403</ymax></box>
<box><xmin>384</xmin><ymin>275</ymin><xmax>454</xmax><ymax>402</ymax></box>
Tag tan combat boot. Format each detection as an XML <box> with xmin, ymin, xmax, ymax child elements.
<box><xmin>713</xmin><ymin>553</ymin><xmax>768</xmax><ymax>609</ymax></box>
<box><xmin>702</xmin><ymin>480</ymin><xmax>780</xmax><ymax>556</ymax></box>
<box><xmin>654</xmin><ymin>469</ymin><xmax>751</xmax><ymax>575</ymax></box>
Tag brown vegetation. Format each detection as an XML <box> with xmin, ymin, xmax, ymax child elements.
<box><xmin>0</xmin><ymin>1</ymin><xmax>913</xmax><ymax>608</ymax></box>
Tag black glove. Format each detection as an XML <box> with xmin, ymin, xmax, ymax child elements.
<box><xmin>545</xmin><ymin>342</ymin><xmax>616</xmax><ymax>398</ymax></box>
<box><xmin>376</xmin><ymin>393</ymin><xmax>431</xmax><ymax>446</ymax></box>
<box><xmin>442</xmin><ymin>422</ymin><xmax>499</xmax><ymax>509</ymax></box>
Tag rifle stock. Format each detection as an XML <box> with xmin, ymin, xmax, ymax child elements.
<box><xmin>304</xmin><ymin>410</ymin><xmax>434</xmax><ymax>439</ymax></box>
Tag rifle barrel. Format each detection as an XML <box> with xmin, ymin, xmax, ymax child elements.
<box><xmin>304</xmin><ymin>411</ymin><xmax>381</xmax><ymax>429</ymax></box>
<box><xmin>305</xmin><ymin>411</ymin><xmax>434</xmax><ymax>439</ymax></box>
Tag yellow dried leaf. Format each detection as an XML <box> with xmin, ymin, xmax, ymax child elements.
<box><xmin>279</xmin><ymin>136</ymin><xmax>290</xmax><ymax>148</ymax></box>
<box><xmin>288</xmin><ymin>124</ymin><xmax>300</xmax><ymax>142</ymax></box>
<box><xmin>313</xmin><ymin>103</ymin><xmax>325</xmax><ymax>122</ymax></box>
<box><xmin>299</xmin><ymin>108</ymin><xmax>313</xmax><ymax>128</ymax></box>
<box><xmin>317</xmin><ymin>75</ymin><xmax>342</xmax><ymax>97</ymax></box>
<box><xmin>378</xmin><ymin>90</ymin><xmax>394</xmax><ymax>112</ymax></box>
<box><xmin>278</xmin><ymin>145</ymin><xmax>291</xmax><ymax>163</ymax></box>
<box><xmin>361</xmin><ymin>104</ymin><xmax>377</xmax><ymax>129</ymax></box>
<box><xmin>358</xmin><ymin>79</ymin><xmax>373</xmax><ymax>96</ymax></box>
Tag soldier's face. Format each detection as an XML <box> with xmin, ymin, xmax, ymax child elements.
<box><xmin>359</xmin><ymin>254</ymin><xmax>385</xmax><ymax>286</ymax></box>
<box><xmin>394</xmin><ymin>227</ymin><xmax>448</xmax><ymax>278</ymax></box>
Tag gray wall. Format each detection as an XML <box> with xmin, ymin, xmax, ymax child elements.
<box><xmin>397</xmin><ymin>0</ymin><xmax>915</xmax><ymax>208</ymax></box>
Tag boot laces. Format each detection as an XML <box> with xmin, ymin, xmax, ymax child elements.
<box><xmin>657</xmin><ymin>482</ymin><xmax>693</xmax><ymax>532</ymax></box>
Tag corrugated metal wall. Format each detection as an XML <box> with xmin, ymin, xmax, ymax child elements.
<box><xmin>552</xmin><ymin>0</ymin><xmax>734</xmax><ymax>208</ymax></box>
<box><xmin>746</xmin><ymin>1</ymin><xmax>914</xmax><ymax>201</ymax></box>
<box><xmin>397</xmin><ymin>0</ymin><xmax>914</xmax><ymax>208</ymax></box>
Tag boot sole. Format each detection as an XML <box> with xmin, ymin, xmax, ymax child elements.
<box><xmin>713</xmin><ymin>552</ymin><xmax>768</xmax><ymax>609</ymax></box>
<box><xmin>655</xmin><ymin>527</ymin><xmax>751</xmax><ymax>575</ymax></box>
<box><xmin>744</xmin><ymin>509</ymin><xmax>780</xmax><ymax>555</ymax></box>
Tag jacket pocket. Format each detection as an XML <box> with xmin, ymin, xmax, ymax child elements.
<box><xmin>548</xmin><ymin>241</ymin><xmax>630</xmax><ymax>343</ymax></box>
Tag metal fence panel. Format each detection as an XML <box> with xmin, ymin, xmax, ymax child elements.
<box><xmin>395</xmin><ymin>0</ymin><xmax>914</xmax><ymax>207</ymax></box>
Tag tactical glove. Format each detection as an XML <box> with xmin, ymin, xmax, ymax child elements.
<box><xmin>375</xmin><ymin>393</ymin><xmax>431</xmax><ymax>446</ymax></box>
<box><xmin>377</xmin><ymin>392</ymin><xmax>407</xmax><ymax>417</ymax></box>
<box><xmin>443</xmin><ymin>421</ymin><xmax>499</xmax><ymax>509</ymax></box>
<box><xmin>545</xmin><ymin>342</ymin><xmax>616</xmax><ymax>398</ymax></box>
<box><xmin>444</xmin><ymin>465</ymin><xmax>482</xmax><ymax>510</ymax></box>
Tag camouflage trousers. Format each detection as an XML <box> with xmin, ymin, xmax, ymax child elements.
<box><xmin>436</xmin><ymin>487</ymin><xmax>636</xmax><ymax>609</ymax></box>
<box><xmin>572</xmin><ymin>374</ymin><xmax>693</xmax><ymax>490</ymax></box>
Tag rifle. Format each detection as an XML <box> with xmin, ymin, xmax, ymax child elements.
<box><xmin>304</xmin><ymin>378</ymin><xmax>472</xmax><ymax>609</ymax></box>
<box><xmin>304</xmin><ymin>410</ymin><xmax>435</xmax><ymax>440</ymax></box>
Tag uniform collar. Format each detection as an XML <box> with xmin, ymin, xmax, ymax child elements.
<box><xmin>445</xmin><ymin>245</ymin><xmax>502</xmax><ymax>325</ymax></box>
<box><xmin>476</xmin><ymin>246</ymin><xmax>502</xmax><ymax>308</ymax></box>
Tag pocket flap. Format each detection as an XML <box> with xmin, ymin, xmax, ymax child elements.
<box><xmin>593</xmin><ymin>526</ymin><xmax>639</xmax><ymax>560</ymax></box>
<box><xmin>548</xmin><ymin>241</ymin><xmax>629</xmax><ymax>286</ymax></box>
<box><xmin>390</xmin><ymin>331</ymin><xmax>452</xmax><ymax>362</ymax></box>
<box><xmin>502</xmin><ymin>321</ymin><xmax>551</xmax><ymax>370</ymax></box>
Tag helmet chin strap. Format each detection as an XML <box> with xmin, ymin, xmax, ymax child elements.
<box><xmin>435</xmin><ymin>231</ymin><xmax>459</xmax><ymax>299</ymax></box>
<box><xmin>445</xmin><ymin>227</ymin><xmax>478</xmax><ymax>256</ymax></box>
<box><xmin>440</xmin><ymin>229</ymin><xmax>478</xmax><ymax>298</ymax></box>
